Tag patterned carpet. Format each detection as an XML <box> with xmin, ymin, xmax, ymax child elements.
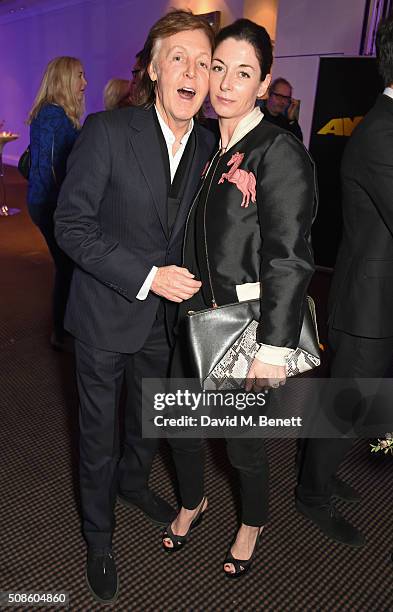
<box><xmin>1</xmin><ymin>167</ymin><xmax>393</xmax><ymax>611</ymax></box>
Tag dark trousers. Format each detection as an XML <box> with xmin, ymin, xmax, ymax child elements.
<box><xmin>167</xmin><ymin>336</ymin><xmax>270</xmax><ymax>527</ymax></box>
<box><xmin>74</xmin><ymin>309</ymin><xmax>172</xmax><ymax>548</ymax></box>
<box><xmin>28</xmin><ymin>203</ymin><xmax>73</xmax><ymax>341</ymax></box>
<box><xmin>169</xmin><ymin>436</ymin><xmax>269</xmax><ymax>526</ymax></box>
<box><xmin>297</xmin><ymin>327</ymin><xmax>393</xmax><ymax>506</ymax></box>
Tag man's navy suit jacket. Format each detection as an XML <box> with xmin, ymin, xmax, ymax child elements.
<box><xmin>329</xmin><ymin>94</ymin><xmax>393</xmax><ymax>338</ymax></box>
<box><xmin>55</xmin><ymin>106</ymin><xmax>215</xmax><ymax>352</ymax></box>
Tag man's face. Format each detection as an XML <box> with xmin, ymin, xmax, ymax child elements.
<box><xmin>148</xmin><ymin>29</ymin><xmax>211</xmax><ymax>129</ymax></box>
<box><xmin>130</xmin><ymin>57</ymin><xmax>142</xmax><ymax>99</ymax></box>
<box><xmin>131</xmin><ymin>58</ymin><xmax>142</xmax><ymax>86</ymax></box>
<box><xmin>266</xmin><ymin>81</ymin><xmax>292</xmax><ymax>116</ymax></box>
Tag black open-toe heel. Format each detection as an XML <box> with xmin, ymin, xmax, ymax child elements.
<box><xmin>162</xmin><ymin>496</ymin><xmax>207</xmax><ymax>553</ymax></box>
<box><xmin>223</xmin><ymin>527</ymin><xmax>263</xmax><ymax>579</ymax></box>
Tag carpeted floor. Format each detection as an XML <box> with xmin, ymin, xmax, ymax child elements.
<box><xmin>1</xmin><ymin>166</ymin><xmax>393</xmax><ymax>611</ymax></box>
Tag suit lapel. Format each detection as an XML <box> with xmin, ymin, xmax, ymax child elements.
<box><xmin>169</xmin><ymin>126</ymin><xmax>212</xmax><ymax>245</ymax></box>
<box><xmin>128</xmin><ymin>108</ymin><xmax>169</xmax><ymax>239</ymax></box>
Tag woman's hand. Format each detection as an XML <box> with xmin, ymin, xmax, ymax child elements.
<box><xmin>245</xmin><ymin>359</ymin><xmax>286</xmax><ymax>392</ymax></box>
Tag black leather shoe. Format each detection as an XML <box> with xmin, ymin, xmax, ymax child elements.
<box><xmin>331</xmin><ymin>476</ymin><xmax>361</xmax><ymax>503</ymax></box>
<box><xmin>296</xmin><ymin>499</ymin><xmax>365</xmax><ymax>547</ymax></box>
<box><xmin>86</xmin><ymin>549</ymin><xmax>118</xmax><ymax>604</ymax></box>
<box><xmin>118</xmin><ymin>489</ymin><xmax>176</xmax><ymax>525</ymax></box>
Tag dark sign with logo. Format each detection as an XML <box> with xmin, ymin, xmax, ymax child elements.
<box><xmin>309</xmin><ymin>57</ymin><xmax>382</xmax><ymax>267</ymax></box>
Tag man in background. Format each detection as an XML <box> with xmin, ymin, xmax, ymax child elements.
<box><xmin>296</xmin><ymin>16</ymin><xmax>393</xmax><ymax>549</ymax></box>
<box><xmin>130</xmin><ymin>49</ymin><xmax>143</xmax><ymax>103</ymax></box>
<box><xmin>258</xmin><ymin>77</ymin><xmax>303</xmax><ymax>141</ymax></box>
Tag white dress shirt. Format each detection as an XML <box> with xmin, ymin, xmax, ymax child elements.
<box><xmin>383</xmin><ymin>86</ymin><xmax>393</xmax><ymax>99</ymax></box>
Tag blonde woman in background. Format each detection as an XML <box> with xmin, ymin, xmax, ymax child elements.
<box><xmin>27</xmin><ymin>56</ymin><xmax>87</xmax><ymax>351</ymax></box>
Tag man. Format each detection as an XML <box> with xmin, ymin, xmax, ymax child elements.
<box><xmin>296</xmin><ymin>16</ymin><xmax>393</xmax><ymax>548</ymax></box>
<box><xmin>55</xmin><ymin>10</ymin><xmax>215</xmax><ymax>603</ymax></box>
<box><xmin>258</xmin><ymin>77</ymin><xmax>303</xmax><ymax>141</ymax></box>
<box><xmin>129</xmin><ymin>49</ymin><xmax>143</xmax><ymax>103</ymax></box>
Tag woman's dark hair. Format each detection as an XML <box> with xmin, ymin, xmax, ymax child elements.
<box><xmin>133</xmin><ymin>9</ymin><xmax>215</xmax><ymax>108</ymax></box>
<box><xmin>376</xmin><ymin>17</ymin><xmax>393</xmax><ymax>86</ymax></box>
<box><xmin>214</xmin><ymin>18</ymin><xmax>273</xmax><ymax>80</ymax></box>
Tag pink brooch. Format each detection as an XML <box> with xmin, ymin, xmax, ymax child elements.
<box><xmin>218</xmin><ymin>152</ymin><xmax>256</xmax><ymax>208</ymax></box>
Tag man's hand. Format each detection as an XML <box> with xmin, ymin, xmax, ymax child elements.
<box><xmin>151</xmin><ymin>266</ymin><xmax>202</xmax><ymax>303</ymax></box>
<box><xmin>287</xmin><ymin>98</ymin><xmax>300</xmax><ymax>122</ymax></box>
<box><xmin>245</xmin><ymin>358</ymin><xmax>286</xmax><ymax>393</ymax></box>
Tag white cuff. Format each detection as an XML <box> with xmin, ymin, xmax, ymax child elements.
<box><xmin>255</xmin><ymin>344</ymin><xmax>295</xmax><ymax>366</ymax></box>
<box><xmin>136</xmin><ymin>266</ymin><xmax>158</xmax><ymax>300</ymax></box>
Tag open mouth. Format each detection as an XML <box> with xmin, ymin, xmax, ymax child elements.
<box><xmin>177</xmin><ymin>87</ymin><xmax>196</xmax><ymax>100</ymax></box>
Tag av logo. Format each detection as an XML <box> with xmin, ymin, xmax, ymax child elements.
<box><xmin>317</xmin><ymin>116</ymin><xmax>363</xmax><ymax>136</ymax></box>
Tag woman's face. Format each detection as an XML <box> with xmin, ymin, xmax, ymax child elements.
<box><xmin>209</xmin><ymin>37</ymin><xmax>271</xmax><ymax>123</ymax></box>
<box><xmin>73</xmin><ymin>64</ymin><xmax>87</xmax><ymax>101</ymax></box>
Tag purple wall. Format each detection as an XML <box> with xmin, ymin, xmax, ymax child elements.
<box><xmin>0</xmin><ymin>0</ymin><xmax>243</xmax><ymax>164</ymax></box>
<box><xmin>0</xmin><ymin>0</ymin><xmax>370</xmax><ymax>160</ymax></box>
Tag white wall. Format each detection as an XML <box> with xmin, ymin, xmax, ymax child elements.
<box><xmin>273</xmin><ymin>0</ymin><xmax>368</xmax><ymax>146</ymax></box>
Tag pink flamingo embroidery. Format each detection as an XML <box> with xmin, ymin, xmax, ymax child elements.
<box><xmin>218</xmin><ymin>152</ymin><xmax>256</xmax><ymax>208</ymax></box>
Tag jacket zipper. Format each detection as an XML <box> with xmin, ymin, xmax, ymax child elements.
<box><xmin>202</xmin><ymin>152</ymin><xmax>223</xmax><ymax>308</ymax></box>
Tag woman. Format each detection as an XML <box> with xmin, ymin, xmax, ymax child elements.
<box><xmin>163</xmin><ymin>19</ymin><xmax>316</xmax><ymax>578</ymax></box>
<box><xmin>27</xmin><ymin>56</ymin><xmax>87</xmax><ymax>350</ymax></box>
<box><xmin>103</xmin><ymin>78</ymin><xmax>132</xmax><ymax>110</ymax></box>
